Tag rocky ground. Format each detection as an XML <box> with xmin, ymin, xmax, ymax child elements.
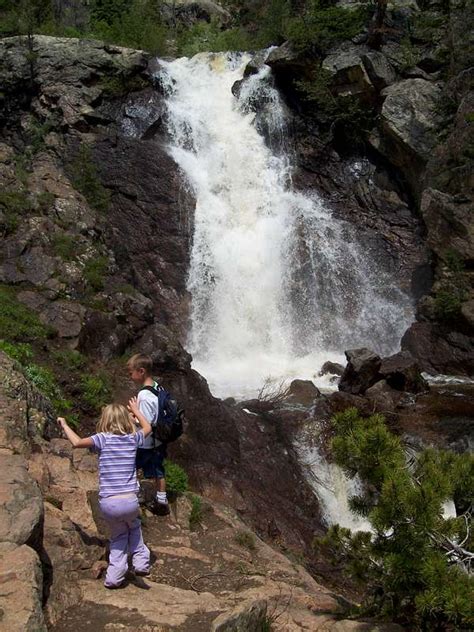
<box><xmin>1</xmin><ymin>351</ymin><xmax>407</xmax><ymax>631</ymax></box>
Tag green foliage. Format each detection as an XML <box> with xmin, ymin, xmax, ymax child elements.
<box><xmin>90</xmin><ymin>0</ymin><xmax>167</xmax><ymax>54</ymax></box>
<box><xmin>0</xmin><ymin>286</ymin><xmax>51</xmax><ymax>342</ymax></box>
<box><xmin>0</xmin><ymin>340</ymin><xmax>33</xmax><ymax>364</ymax></box>
<box><xmin>318</xmin><ymin>407</ymin><xmax>474</xmax><ymax>628</ymax></box>
<box><xmin>296</xmin><ymin>67</ymin><xmax>374</xmax><ymax>146</ymax></box>
<box><xmin>52</xmin><ymin>348</ymin><xmax>87</xmax><ymax>371</ymax></box>
<box><xmin>0</xmin><ymin>189</ymin><xmax>32</xmax><ymax>235</ymax></box>
<box><xmin>83</xmin><ymin>255</ymin><xmax>109</xmax><ymax>291</ymax></box>
<box><xmin>80</xmin><ymin>372</ymin><xmax>111</xmax><ymax>410</ymax></box>
<box><xmin>26</xmin><ymin>117</ymin><xmax>56</xmax><ymax>154</ymax></box>
<box><xmin>51</xmin><ymin>233</ymin><xmax>84</xmax><ymax>261</ymax></box>
<box><xmin>397</xmin><ymin>36</ymin><xmax>422</xmax><ymax>72</ymax></box>
<box><xmin>23</xmin><ymin>362</ymin><xmax>71</xmax><ymax>412</ymax></box>
<box><xmin>235</xmin><ymin>530</ymin><xmax>257</xmax><ymax>551</ymax></box>
<box><xmin>177</xmin><ymin>19</ymin><xmax>255</xmax><ymax>56</ymax></box>
<box><xmin>434</xmin><ymin>250</ymin><xmax>468</xmax><ymax>321</ymax></box>
<box><xmin>286</xmin><ymin>1</ymin><xmax>368</xmax><ymax>55</ymax></box>
<box><xmin>69</xmin><ymin>145</ymin><xmax>110</xmax><ymax>214</ymax></box>
<box><xmin>189</xmin><ymin>494</ymin><xmax>203</xmax><ymax>530</ymax></box>
<box><xmin>164</xmin><ymin>460</ymin><xmax>188</xmax><ymax>495</ymax></box>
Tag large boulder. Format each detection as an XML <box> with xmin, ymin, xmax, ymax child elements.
<box><xmin>322</xmin><ymin>44</ymin><xmax>375</xmax><ymax>99</ymax></box>
<box><xmin>160</xmin><ymin>0</ymin><xmax>231</xmax><ymax>27</ymax></box>
<box><xmin>402</xmin><ymin>322</ymin><xmax>474</xmax><ymax>377</ymax></box>
<box><xmin>379</xmin><ymin>351</ymin><xmax>429</xmax><ymax>393</ymax></box>
<box><xmin>371</xmin><ymin>79</ymin><xmax>443</xmax><ymax>195</ymax></box>
<box><xmin>286</xmin><ymin>379</ymin><xmax>321</xmax><ymax>406</ymax></box>
<box><xmin>0</xmin><ymin>543</ymin><xmax>46</xmax><ymax>632</ymax></box>
<box><xmin>0</xmin><ymin>452</ymin><xmax>43</xmax><ymax>549</ymax></box>
<box><xmin>366</xmin><ymin>380</ymin><xmax>404</xmax><ymax>414</ymax></box>
<box><xmin>319</xmin><ymin>361</ymin><xmax>345</xmax><ymax>377</ymax></box>
<box><xmin>339</xmin><ymin>348</ymin><xmax>382</xmax><ymax>395</ymax></box>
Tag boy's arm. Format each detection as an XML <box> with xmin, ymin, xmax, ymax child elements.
<box><xmin>58</xmin><ymin>417</ymin><xmax>94</xmax><ymax>449</ymax></box>
<box><xmin>128</xmin><ymin>397</ymin><xmax>152</xmax><ymax>437</ymax></box>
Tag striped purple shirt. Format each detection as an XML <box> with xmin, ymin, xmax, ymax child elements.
<box><xmin>91</xmin><ymin>430</ymin><xmax>145</xmax><ymax>498</ymax></box>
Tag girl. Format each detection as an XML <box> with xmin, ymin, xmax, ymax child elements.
<box><xmin>58</xmin><ymin>397</ymin><xmax>152</xmax><ymax>588</ymax></box>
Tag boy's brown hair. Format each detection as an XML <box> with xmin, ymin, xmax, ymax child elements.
<box><xmin>127</xmin><ymin>353</ymin><xmax>153</xmax><ymax>375</ymax></box>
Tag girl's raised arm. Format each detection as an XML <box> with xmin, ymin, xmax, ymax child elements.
<box><xmin>128</xmin><ymin>397</ymin><xmax>152</xmax><ymax>437</ymax></box>
<box><xmin>58</xmin><ymin>417</ymin><xmax>94</xmax><ymax>448</ymax></box>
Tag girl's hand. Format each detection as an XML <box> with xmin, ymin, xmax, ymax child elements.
<box><xmin>127</xmin><ymin>396</ymin><xmax>139</xmax><ymax>417</ymax></box>
<box><xmin>57</xmin><ymin>417</ymin><xmax>67</xmax><ymax>430</ymax></box>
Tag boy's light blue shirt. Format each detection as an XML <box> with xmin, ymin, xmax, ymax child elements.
<box><xmin>137</xmin><ymin>381</ymin><xmax>161</xmax><ymax>449</ymax></box>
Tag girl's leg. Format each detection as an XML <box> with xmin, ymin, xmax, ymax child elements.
<box><xmin>129</xmin><ymin>517</ymin><xmax>150</xmax><ymax>574</ymax></box>
<box><xmin>100</xmin><ymin>497</ymin><xmax>139</xmax><ymax>587</ymax></box>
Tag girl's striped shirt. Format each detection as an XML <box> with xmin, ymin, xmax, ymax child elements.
<box><xmin>90</xmin><ymin>431</ymin><xmax>144</xmax><ymax>498</ymax></box>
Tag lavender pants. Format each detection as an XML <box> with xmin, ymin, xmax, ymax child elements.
<box><xmin>99</xmin><ymin>495</ymin><xmax>150</xmax><ymax>587</ymax></box>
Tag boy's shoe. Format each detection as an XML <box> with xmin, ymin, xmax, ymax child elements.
<box><xmin>133</xmin><ymin>569</ymin><xmax>150</xmax><ymax>577</ymax></box>
<box><xmin>104</xmin><ymin>581</ymin><xmax>126</xmax><ymax>589</ymax></box>
<box><xmin>150</xmin><ymin>499</ymin><xmax>170</xmax><ymax>516</ymax></box>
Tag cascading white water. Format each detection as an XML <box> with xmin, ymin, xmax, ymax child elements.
<box><xmin>157</xmin><ymin>52</ymin><xmax>414</xmax><ymax>401</ymax></box>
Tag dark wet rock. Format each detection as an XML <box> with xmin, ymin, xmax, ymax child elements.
<box><xmin>379</xmin><ymin>351</ymin><xmax>429</xmax><ymax>393</ymax></box>
<box><xmin>402</xmin><ymin>322</ymin><xmax>474</xmax><ymax>377</ymax></box>
<box><xmin>327</xmin><ymin>390</ymin><xmax>373</xmax><ymax>416</ymax></box>
<box><xmin>421</xmin><ymin>188</ymin><xmax>474</xmax><ymax>264</ymax></box>
<box><xmin>319</xmin><ymin>361</ymin><xmax>345</xmax><ymax>377</ymax></box>
<box><xmin>132</xmin><ymin>323</ymin><xmax>192</xmax><ymax>372</ymax></box>
<box><xmin>365</xmin><ymin>379</ymin><xmax>404</xmax><ymax>414</ymax></box>
<box><xmin>339</xmin><ymin>348</ymin><xmax>382</xmax><ymax>395</ymax></box>
<box><xmin>286</xmin><ymin>379</ymin><xmax>321</xmax><ymax>406</ymax></box>
<box><xmin>78</xmin><ymin>310</ymin><xmax>130</xmax><ymax>360</ymax></box>
<box><xmin>244</xmin><ymin>50</ymin><xmax>269</xmax><ymax>77</ymax></box>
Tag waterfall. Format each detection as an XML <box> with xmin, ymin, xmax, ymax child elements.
<box><xmin>157</xmin><ymin>52</ymin><xmax>414</xmax><ymax>400</ymax></box>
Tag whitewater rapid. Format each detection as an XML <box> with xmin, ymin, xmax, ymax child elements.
<box><xmin>157</xmin><ymin>52</ymin><xmax>414</xmax><ymax>400</ymax></box>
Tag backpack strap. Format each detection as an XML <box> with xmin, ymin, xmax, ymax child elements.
<box><xmin>138</xmin><ymin>384</ymin><xmax>161</xmax><ymax>449</ymax></box>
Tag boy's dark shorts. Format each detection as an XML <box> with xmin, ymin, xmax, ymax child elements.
<box><xmin>136</xmin><ymin>445</ymin><xmax>167</xmax><ymax>480</ymax></box>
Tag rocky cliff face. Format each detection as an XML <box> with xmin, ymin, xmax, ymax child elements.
<box><xmin>261</xmin><ymin>0</ymin><xmax>473</xmax><ymax>376</ymax></box>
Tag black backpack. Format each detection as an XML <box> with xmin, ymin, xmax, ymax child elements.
<box><xmin>140</xmin><ymin>384</ymin><xmax>184</xmax><ymax>446</ymax></box>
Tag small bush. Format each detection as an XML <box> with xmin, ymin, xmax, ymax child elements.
<box><xmin>69</xmin><ymin>145</ymin><xmax>110</xmax><ymax>214</ymax></box>
<box><xmin>177</xmin><ymin>19</ymin><xmax>255</xmax><ymax>56</ymax></box>
<box><xmin>80</xmin><ymin>373</ymin><xmax>111</xmax><ymax>410</ymax></box>
<box><xmin>83</xmin><ymin>256</ymin><xmax>109</xmax><ymax>292</ymax></box>
<box><xmin>235</xmin><ymin>531</ymin><xmax>257</xmax><ymax>551</ymax></box>
<box><xmin>189</xmin><ymin>494</ymin><xmax>203</xmax><ymax>531</ymax></box>
<box><xmin>52</xmin><ymin>348</ymin><xmax>87</xmax><ymax>371</ymax></box>
<box><xmin>286</xmin><ymin>2</ymin><xmax>368</xmax><ymax>55</ymax></box>
<box><xmin>51</xmin><ymin>233</ymin><xmax>83</xmax><ymax>261</ymax></box>
<box><xmin>36</xmin><ymin>191</ymin><xmax>55</xmax><ymax>213</ymax></box>
<box><xmin>0</xmin><ymin>189</ymin><xmax>32</xmax><ymax>235</ymax></box>
<box><xmin>23</xmin><ymin>363</ymin><xmax>71</xmax><ymax>412</ymax></box>
<box><xmin>165</xmin><ymin>460</ymin><xmax>189</xmax><ymax>495</ymax></box>
<box><xmin>0</xmin><ymin>340</ymin><xmax>33</xmax><ymax>364</ymax></box>
<box><xmin>0</xmin><ymin>286</ymin><xmax>51</xmax><ymax>342</ymax></box>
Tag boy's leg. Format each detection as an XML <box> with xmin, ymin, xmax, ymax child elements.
<box><xmin>129</xmin><ymin>517</ymin><xmax>150</xmax><ymax>574</ymax></box>
<box><xmin>100</xmin><ymin>497</ymin><xmax>135</xmax><ymax>587</ymax></box>
<box><xmin>153</xmin><ymin>445</ymin><xmax>169</xmax><ymax>513</ymax></box>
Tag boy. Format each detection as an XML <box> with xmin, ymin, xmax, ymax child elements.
<box><xmin>127</xmin><ymin>353</ymin><xmax>170</xmax><ymax>515</ymax></box>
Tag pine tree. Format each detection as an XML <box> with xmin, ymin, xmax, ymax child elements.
<box><xmin>316</xmin><ymin>408</ymin><xmax>474</xmax><ymax>628</ymax></box>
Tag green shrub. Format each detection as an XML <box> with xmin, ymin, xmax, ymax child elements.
<box><xmin>36</xmin><ymin>191</ymin><xmax>55</xmax><ymax>213</ymax></box>
<box><xmin>0</xmin><ymin>189</ymin><xmax>32</xmax><ymax>235</ymax></box>
<box><xmin>69</xmin><ymin>145</ymin><xmax>110</xmax><ymax>214</ymax></box>
<box><xmin>235</xmin><ymin>531</ymin><xmax>257</xmax><ymax>551</ymax></box>
<box><xmin>189</xmin><ymin>494</ymin><xmax>203</xmax><ymax>530</ymax></box>
<box><xmin>23</xmin><ymin>363</ymin><xmax>57</xmax><ymax>398</ymax></box>
<box><xmin>0</xmin><ymin>286</ymin><xmax>51</xmax><ymax>342</ymax></box>
<box><xmin>286</xmin><ymin>1</ymin><xmax>368</xmax><ymax>55</ymax></box>
<box><xmin>51</xmin><ymin>233</ymin><xmax>83</xmax><ymax>261</ymax></box>
<box><xmin>0</xmin><ymin>340</ymin><xmax>33</xmax><ymax>364</ymax></box>
<box><xmin>80</xmin><ymin>373</ymin><xmax>111</xmax><ymax>410</ymax></box>
<box><xmin>434</xmin><ymin>250</ymin><xmax>468</xmax><ymax>321</ymax></box>
<box><xmin>177</xmin><ymin>19</ymin><xmax>255</xmax><ymax>56</ymax></box>
<box><xmin>316</xmin><ymin>407</ymin><xmax>474</xmax><ymax>628</ymax></box>
<box><xmin>52</xmin><ymin>348</ymin><xmax>87</xmax><ymax>371</ymax></box>
<box><xmin>100</xmin><ymin>74</ymin><xmax>148</xmax><ymax>98</ymax></box>
<box><xmin>165</xmin><ymin>460</ymin><xmax>189</xmax><ymax>495</ymax></box>
<box><xmin>90</xmin><ymin>0</ymin><xmax>167</xmax><ymax>54</ymax></box>
<box><xmin>83</xmin><ymin>255</ymin><xmax>109</xmax><ymax>292</ymax></box>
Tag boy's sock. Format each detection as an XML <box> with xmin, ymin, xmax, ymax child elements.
<box><xmin>155</xmin><ymin>491</ymin><xmax>168</xmax><ymax>505</ymax></box>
